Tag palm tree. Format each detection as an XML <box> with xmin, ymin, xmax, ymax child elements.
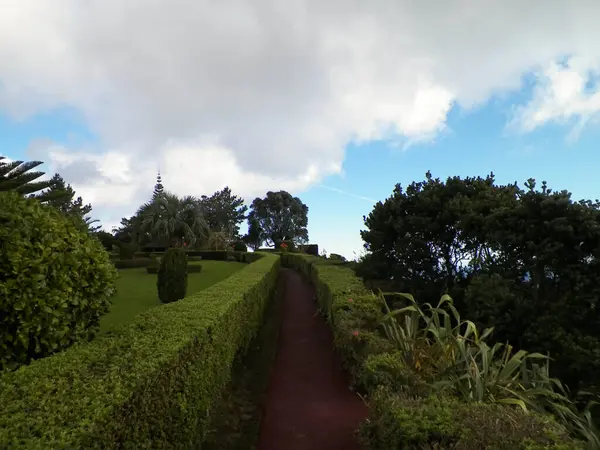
<box><xmin>0</xmin><ymin>156</ymin><xmax>52</xmax><ymax>196</ymax></box>
<box><xmin>139</xmin><ymin>192</ymin><xmax>209</xmax><ymax>247</ymax></box>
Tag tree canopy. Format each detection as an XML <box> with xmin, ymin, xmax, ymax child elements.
<box><xmin>246</xmin><ymin>190</ymin><xmax>309</xmax><ymax>247</ymax></box>
<box><xmin>113</xmin><ymin>180</ymin><xmax>251</xmax><ymax>250</ymax></box>
<box><xmin>357</xmin><ymin>171</ymin><xmax>600</xmax><ymax>393</ymax></box>
<box><xmin>39</xmin><ymin>174</ymin><xmax>100</xmax><ymax>231</ymax></box>
<box><xmin>138</xmin><ymin>192</ymin><xmax>209</xmax><ymax>248</ymax></box>
<box><xmin>200</xmin><ymin>186</ymin><xmax>248</xmax><ymax>239</ymax></box>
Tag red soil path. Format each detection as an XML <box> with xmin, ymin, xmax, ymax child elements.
<box><xmin>258</xmin><ymin>269</ymin><xmax>368</xmax><ymax>450</ymax></box>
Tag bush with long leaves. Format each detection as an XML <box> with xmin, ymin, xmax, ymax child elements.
<box><xmin>379</xmin><ymin>291</ymin><xmax>600</xmax><ymax>448</ymax></box>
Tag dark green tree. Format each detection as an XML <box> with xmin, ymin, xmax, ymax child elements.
<box><xmin>152</xmin><ymin>171</ymin><xmax>165</xmax><ymax>200</ymax></box>
<box><xmin>0</xmin><ymin>156</ymin><xmax>52</xmax><ymax>196</ymax></box>
<box><xmin>246</xmin><ymin>191</ymin><xmax>309</xmax><ymax>248</ymax></box>
<box><xmin>359</xmin><ymin>171</ymin><xmax>600</xmax><ymax>394</ymax></box>
<box><xmin>243</xmin><ymin>216</ymin><xmax>264</xmax><ymax>251</ymax></box>
<box><xmin>39</xmin><ymin>173</ymin><xmax>100</xmax><ymax>231</ymax></box>
<box><xmin>157</xmin><ymin>247</ymin><xmax>188</xmax><ymax>303</ymax></box>
<box><xmin>139</xmin><ymin>192</ymin><xmax>209</xmax><ymax>248</ymax></box>
<box><xmin>358</xmin><ymin>171</ymin><xmax>517</xmax><ymax>297</ymax></box>
<box><xmin>94</xmin><ymin>230</ymin><xmax>117</xmax><ymax>252</ymax></box>
<box><xmin>200</xmin><ymin>186</ymin><xmax>248</xmax><ymax>237</ymax></box>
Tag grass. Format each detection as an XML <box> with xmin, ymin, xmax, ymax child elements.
<box><xmin>99</xmin><ymin>260</ymin><xmax>247</xmax><ymax>333</ymax></box>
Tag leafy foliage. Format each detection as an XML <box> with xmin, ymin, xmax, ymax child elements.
<box><xmin>207</xmin><ymin>230</ymin><xmax>230</xmax><ymax>250</ymax></box>
<box><xmin>0</xmin><ymin>156</ymin><xmax>52</xmax><ymax>196</ymax></box>
<box><xmin>157</xmin><ymin>247</ymin><xmax>188</xmax><ymax>303</ymax></box>
<box><xmin>139</xmin><ymin>192</ymin><xmax>210</xmax><ymax>248</ymax></box>
<box><xmin>246</xmin><ymin>190</ymin><xmax>309</xmax><ymax>247</ymax></box>
<box><xmin>377</xmin><ymin>292</ymin><xmax>600</xmax><ymax>445</ymax></box>
<box><xmin>232</xmin><ymin>240</ymin><xmax>248</xmax><ymax>252</ymax></box>
<box><xmin>282</xmin><ymin>254</ymin><xmax>589</xmax><ymax>448</ymax></box>
<box><xmin>38</xmin><ymin>173</ymin><xmax>100</xmax><ymax>232</ymax></box>
<box><xmin>0</xmin><ymin>192</ymin><xmax>117</xmax><ymax>371</ymax></box>
<box><xmin>94</xmin><ymin>230</ymin><xmax>117</xmax><ymax>251</ymax></box>
<box><xmin>200</xmin><ymin>186</ymin><xmax>248</xmax><ymax>239</ymax></box>
<box><xmin>360</xmin><ymin>388</ymin><xmax>580</xmax><ymax>450</ymax></box>
<box><xmin>114</xmin><ymin>180</ymin><xmax>249</xmax><ymax>253</ymax></box>
<box><xmin>244</xmin><ymin>215</ymin><xmax>263</xmax><ymax>250</ymax></box>
<box><xmin>0</xmin><ymin>254</ymin><xmax>279</xmax><ymax>448</ymax></box>
<box><xmin>358</xmin><ymin>172</ymin><xmax>600</xmax><ymax>396</ymax></box>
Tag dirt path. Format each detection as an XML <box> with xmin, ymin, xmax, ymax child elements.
<box><xmin>257</xmin><ymin>269</ymin><xmax>367</xmax><ymax>450</ymax></box>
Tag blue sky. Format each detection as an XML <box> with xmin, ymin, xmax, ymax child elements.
<box><xmin>301</xmin><ymin>94</ymin><xmax>600</xmax><ymax>258</ymax></box>
<box><xmin>4</xmin><ymin>84</ymin><xmax>600</xmax><ymax>259</ymax></box>
<box><xmin>2</xmin><ymin>1</ymin><xmax>600</xmax><ymax>259</ymax></box>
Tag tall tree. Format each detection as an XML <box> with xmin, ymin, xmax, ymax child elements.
<box><xmin>246</xmin><ymin>190</ymin><xmax>309</xmax><ymax>247</ymax></box>
<box><xmin>200</xmin><ymin>187</ymin><xmax>248</xmax><ymax>239</ymax></box>
<box><xmin>243</xmin><ymin>216</ymin><xmax>264</xmax><ymax>251</ymax></box>
<box><xmin>358</xmin><ymin>171</ymin><xmax>517</xmax><ymax>294</ymax></box>
<box><xmin>358</xmin><ymin>171</ymin><xmax>600</xmax><ymax>393</ymax></box>
<box><xmin>0</xmin><ymin>156</ymin><xmax>52</xmax><ymax>196</ymax></box>
<box><xmin>152</xmin><ymin>171</ymin><xmax>165</xmax><ymax>200</ymax></box>
<box><xmin>40</xmin><ymin>173</ymin><xmax>100</xmax><ymax>232</ymax></box>
<box><xmin>139</xmin><ymin>192</ymin><xmax>209</xmax><ymax>247</ymax></box>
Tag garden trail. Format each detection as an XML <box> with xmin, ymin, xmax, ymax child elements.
<box><xmin>257</xmin><ymin>269</ymin><xmax>367</xmax><ymax>450</ymax></box>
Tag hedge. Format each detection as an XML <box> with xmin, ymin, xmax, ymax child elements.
<box><xmin>360</xmin><ymin>388</ymin><xmax>582</xmax><ymax>450</ymax></box>
<box><xmin>147</xmin><ymin>264</ymin><xmax>203</xmax><ymax>275</ymax></box>
<box><xmin>0</xmin><ymin>253</ymin><xmax>280</xmax><ymax>449</ymax></box>
<box><xmin>280</xmin><ymin>254</ymin><xmax>580</xmax><ymax>449</ymax></box>
<box><xmin>113</xmin><ymin>258</ymin><xmax>154</xmax><ymax>269</ymax></box>
<box><xmin>116</xmin><ymin>252</ymin><xmax>262</xmax><ymax>268</ymax></box>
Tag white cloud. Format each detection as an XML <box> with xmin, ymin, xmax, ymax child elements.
<box><xmin>512</xmin><ymin>56</ymin><xmax>600</xmax><ymax>137</ymax></box>
<box><xmin>2</xmin><ymin>0</ymin><xmax>600</xmax><ymax>238</ymax></box>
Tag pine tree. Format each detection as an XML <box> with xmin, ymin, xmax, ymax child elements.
<box><xmin>39</xmin><ymin>173</ymin><xmax>99</xmax><ymax>231</ymax></box>
<box><xmin>152</xmin><ymin>172</ymin><xmax>165</xmax><ymax>200</ymax></box>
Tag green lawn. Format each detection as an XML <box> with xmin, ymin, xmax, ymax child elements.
<box><xmin>99</xmin><ymin>261</ymin><xmax>247</xmax><ymax>333</ymax></box>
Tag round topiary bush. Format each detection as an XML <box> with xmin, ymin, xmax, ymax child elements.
<box><xmin>0</xmin><ymin>192</ymin><xmax>117</xmax><ymax>371</ymax></box>
<box><xmin>157</xmin><ymin>247</ymin><xmax>188</xmax><ymax>303</ymax></box>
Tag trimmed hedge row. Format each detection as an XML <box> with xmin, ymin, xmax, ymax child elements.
<box><xmin>114</xmin><ymin>258</ymin><xmax>154</xmax><ymax>269</ymax></box>
<box><xmin>0</xmin><ymin>253</ymin><xmax>280</xmax><ymax>449</ymax></box>
<box><xmin>113</xmin><ymin>252</ymin><xmax>262</xmax><ymax>270</ymax></box>
<box><xmin>147</xmin><ymin>264</ymin><xmax>202</xmax><ymax>275</ymax></box>
<box><xmin>281</xmin><ymin>254</ymin><xmax>580</xmax><ymax>450</ymax></box>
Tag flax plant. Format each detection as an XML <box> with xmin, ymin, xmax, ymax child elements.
<box><xmin>378</xmin><ymin>291</ymin><xmax>600</xmax><ymax>448</ymax></box>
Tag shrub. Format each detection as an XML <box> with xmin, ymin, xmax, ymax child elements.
<box><xmin>359</xmin><ymin>352</ymin><xmax>431</xmax><ymax>398</ymax></box>
<box><xmin>281</xmin><ymin>254</ymin><xmax>590</xmax><ymax>448</ymax></box>
<box><xmin>359</xmin><ymin>388</ymin><xmax>580</xmax><ymax>450</ymax></box>
<box><xmin>0</xmin><ymin>254</ymin><xmax>280</xmax><ymax>448</ymax></box>
<box><xmin>186</xmin><ymin>250</ymin><xmax>228</xmax><ymax>261</ymax></box>
<box><xmin>118</xmin><ymin>241</ymin><xmax>138</xmax><ymax>259</ymax></box>
<box><xmin>157</xmin><ymin>247</ymin><xmax>188</xmax><ymax>303</ymax></box>
<box><xmin>0</xmin><ymin>192</ymin><xmax>117</xmax><ymax>371</ymax></box>
<box><xmin>94</xmin><ymin>230</ymin><xmax>116</xmax><ymax>251</ymax></box>
<box><xmin>113</xmin><ymin>258</ymin><xmax>154</xmax><ymax>269</ymax></box>
<box><xmin>304</xmin><ymin>244</ymin><xmax>319</xmax><ymax>256</ymax></box>
<box><xmin>329</xmin><ymin>253</ymin><xmax>347</xmax><ymax>262</ymax></box>
<box><xmin>232</xmin><ymin>241</ymin><xmax>248</xmax><ymax>252</ymax></box>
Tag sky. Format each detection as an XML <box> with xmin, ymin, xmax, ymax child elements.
<box><xmin>3</xmin><ymin>1</ymin><xmax>600</xmax><ymax>260</ymax></box>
